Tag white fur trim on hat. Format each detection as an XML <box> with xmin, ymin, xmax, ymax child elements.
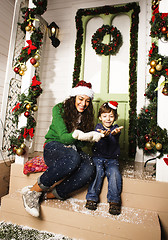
<box><xmin>71</xmin><ymin>86</ymin><xmax>94</xmax><ymax>99</ymax></box>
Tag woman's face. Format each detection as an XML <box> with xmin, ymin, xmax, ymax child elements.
<box><xmin>75</xmin><ymin>95</ymin><xmax>91</xmax><ymax>113</ymax></box>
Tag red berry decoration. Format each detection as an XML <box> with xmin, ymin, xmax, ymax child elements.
<box><xmin>14</xmin><ymin>67</ymin><xmax>20</xmax><ymax>73</ymax></box>
<box><xmin>30</xmin><ymin>58</ymin><xmax>37</xmax><ymax>65</ymax></box>
<box><xmin>24</xmin><ymin>111</ymin><xmax>30</xmax><ymax>117</ymax></box>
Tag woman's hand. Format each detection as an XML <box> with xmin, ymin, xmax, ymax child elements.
<box><xmin>72</xmin><ymin>130</ymin><xmax>104</xmax><ymax>142</ymax></box>
<box><xmin>111</xmin><ymin>126</ymin><xmax>124</xmax><ymax>135</ymax></box>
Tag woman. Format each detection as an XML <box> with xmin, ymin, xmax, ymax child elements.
<box><xmin>22</xmin><ymin>80</ymin><xmax>104</xmax><ymax>217</ymax></box>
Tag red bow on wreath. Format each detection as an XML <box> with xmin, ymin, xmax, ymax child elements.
<box><xmin>75</xmin><ymin>80</ymin><xmax>92</xmax><ymax>89</ymax></box>
<box><xmin>31</xmin><ymin>76</ymin><xmax>41</xmax><ymax>86</ymax></box>
<box><xmin>23</xmin><ymin>128</ymin><xmax>34</xmax><ymax>138</ymax></box>
<box><xmin>12</xmin><ymin>103</ymin><xmax>21</xmax><ymax>112</ymax></box>
<box><xmin>23</xmin><ymin>40</ymin><xmax>37</xmax><ymax>55</ymax></box>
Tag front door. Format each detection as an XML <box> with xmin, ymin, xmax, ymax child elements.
<box><xmin>73</xmin><ymin>4</ymin><xmax>140</xmax><ymax>158</ymax></box>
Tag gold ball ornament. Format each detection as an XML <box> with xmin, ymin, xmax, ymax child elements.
<box><xmin>31</xmin><ymin>26</ymin><xmax>36</xmax><ymax>32</ymax></box>
<box><xmin>33</xmin><ymin>105</ymin><xmax>38</xmax><ymax>112</ymax></box>
<box><xmin>155</xmin><ymin>63</ymin><xmax>163</xmax><ymax>71</ymax></box>
<box><xmin>26</xmin><ymin>103</ymin><xmax>31</xmax><ymax>110</ymax></box>
<box><xmin>33</xmin><ymin>61</ymin><xmax>39</xmax><ymax>68</ymax></box>
<box><xmin>145</xmin><ymin>142</ymin><xmax>153</xmax><ymax>150</ymax></box>
<box><xmin>149</xmin><ymin>67</ymin><xmax>155</xmax><ymax>74</ymax></box>
<box><xmin>20</xmin><ymin>143</ymin><xmax>26</xmax><ymax>149</ymax></box>
<box><xmin>150</xmin><ymin>60</ymin><xmax>157</xmax><ymax>67</ymax></box>
<box><xmin>150</xmin><ymin>141</ymin><xmax>155</xmax><ymax>147</ymax></box>
<box><xmin>155</xmin><ymin>143</ymin><xmax>162</xmax><ymax>151</ymax></box>
<box><xmin>16</xmin><ymin>148</ymin><xmax>24</xmax><ymax>156</ymax></box>
<box><xmin>34</xmin><ymin>54</ymin><xmax>40</xmax><ymax>61</ymax></box>
<box><xmin>20</xmin><ymin>64</ymin><xmax>27</xmax><ymax>71</ymax></box>
<box><xmin>25</xmin><ymin>25</ymin><xmax>31</xmax><ymax>31</ymax></box>
<box><xmin>19</xmin><ymin>70</ymin><xmax>25</xmax><ymax>76</ymax></box>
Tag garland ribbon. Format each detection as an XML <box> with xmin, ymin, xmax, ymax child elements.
<box><xmin>12</xmin><ymin>103</ymin><xmax>21</xmax><ymax>112</ymax></box>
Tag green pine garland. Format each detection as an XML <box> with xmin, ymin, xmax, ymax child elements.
<box><xmin>8</xmin><ymin>1</ymin><xmax>47</xmax><ymax>156</ymax></box>
<box><xmin>73</xmin><ymin>3</ymin><xmax>140</xmax><ymax>157</ymax></box>
<box><xmin>137</xmin><ymin>1</ymin><xmax>168</xmax><ymax>157</ymax></box>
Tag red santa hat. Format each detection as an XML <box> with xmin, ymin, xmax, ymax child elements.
<box><xmin>71</xmin><ymin>80</ymin><xmax>94</xmax><ymax>99</ymax></box>
<box><xmin>108</xmin><ymin>101</ymin><xmax>118</xmax><ymax>110</ymax></box>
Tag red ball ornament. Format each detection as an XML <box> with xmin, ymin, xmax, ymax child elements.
<box><xmin>30</xmin><ymin>58</ymin><xmax>37</xmax><ymax>65</ymax></box>
<box><xmin>14</xmin><ymin>67</ymin><xmax>20</xmax><ymax>73</ymax></box>
<box><xmin>24</xmin><ymin>111</ymin><xmax>30</xmax><ymax>117</ymax></box>
<box><xmin>144</xmin><ymin>134</ymin><xmax>150</xmax><ymax>142</ymax></box>
<box><xmin>161</xmin><ymin>27</ymin><xmax>167</xmax><ymax>34</ymax></box>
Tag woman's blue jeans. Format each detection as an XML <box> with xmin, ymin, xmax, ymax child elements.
<box><xmin>86</xmin><ymin>157</ymin><xmax>122</xmax><ymax>203</ymax></box>
<box><xmin>38</xmin><ymin>141</ymin><xmax>95</xmax><ymax>199</ymax></box>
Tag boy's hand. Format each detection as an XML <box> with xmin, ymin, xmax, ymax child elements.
<box><xmin>97</xmin><ymin>129</ymin><xmax>111</xmax><ymax>137</ymax></box>
<box><xmin>111</xmin><ymin>126</ymin><xmax>124</xmax><ymax>135</ymax></box>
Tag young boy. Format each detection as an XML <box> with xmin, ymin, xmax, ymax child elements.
<box><xmin>86</xmin><ymin>101</ymin><xmax>123</xmax><ymax>215</ymax></box>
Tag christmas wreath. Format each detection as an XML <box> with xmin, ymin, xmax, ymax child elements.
<box><xmin>91</xmin><ymin>24</ymin><xmax>122</xmax><ymax>56</ymax></box>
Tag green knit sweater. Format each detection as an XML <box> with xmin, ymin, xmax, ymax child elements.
<box><xmin>45</xmin><ymin>103</ymin><xmax>84</xmax><ymax>148</ymax></box>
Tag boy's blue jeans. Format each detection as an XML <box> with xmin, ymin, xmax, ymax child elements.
<box><xmin>38</xmin><ymin>141</ymin><xmax>95</xmax><ymax>199</ymax></box>
<box><xmin>86</xmin><ymin>157</ymin><xmax>122</xmax><ymax>203</ymax></box>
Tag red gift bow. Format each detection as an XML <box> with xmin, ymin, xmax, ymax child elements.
<box><xmin>23</xmin><ymin>128</ymin><xmax>34</xmax><ymax>138</ymax></box>
<box><xmin>31</xmin><ymin>76</ymin><xmax>41</xmax><ymax>86</ymax></box>
<box><xmin>75</xmin><ymin>80</ymin><xmax>92</xmax><ymax>89</ymax></box>
<box><xmin>12</xmin><ymin>103</ymin><xmax>21</xmax><ymax>112</ymax></box>
<box><xmin>23</xmin><ymin>40</ymin><xmax>37</xmax><ymax>55</ymax></box>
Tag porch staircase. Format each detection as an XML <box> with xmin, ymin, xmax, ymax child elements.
<box><xmin>0</xmin><ymin>162</ymin><xmax>163</xmax><ymax>240</ymax></box>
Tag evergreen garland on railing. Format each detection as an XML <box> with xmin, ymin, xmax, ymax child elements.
<box><xmin>8</xmin><ymin>0</ymin><xmax>47</xmax><ymax>157</ymax></box>
<box><xmin>137</xmin><ymin>1</ymin><xmax>168</xmax><ymax>157</ymax></box>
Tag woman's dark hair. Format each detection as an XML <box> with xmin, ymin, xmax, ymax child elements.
<box><xmin>62</xmin><ymin>96</ymin><xmax>94</xmax><ymax>133</ymax></box>
<box><xmin>98</xmin><ymin>102</ymin><xmax>118</xmax><ymax>120</ymax></box>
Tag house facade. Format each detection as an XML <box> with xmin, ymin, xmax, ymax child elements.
<box><xmin>1</xmin><ymin>0</ymin><xmax>168</xmax><ymax>239</ymax></box>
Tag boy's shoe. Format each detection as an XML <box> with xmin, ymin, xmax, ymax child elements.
<box><xmin>109</xmin><ymin>202</ymin><xmax>121</xmax><ymax>215</ymax></box>
<box><xmin>22</xmin><ymin>186</ymin><xmax>42</xmax><ymax>217</ymax></box>
<box><xmin>85</xmin><ymin>200</ymin><xmax>97</xmax><ymax>210</ymax></box>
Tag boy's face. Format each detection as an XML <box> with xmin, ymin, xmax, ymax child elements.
<box><xmin>99</xmin><ymin>110</ymin><xmax>115</xmax><ymax>129</ymax></box>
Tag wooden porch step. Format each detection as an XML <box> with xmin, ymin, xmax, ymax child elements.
<box><xmin>0</xmin><ymin>190</ymin><xmax>161</xmax><ymax>240</ymax></box>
